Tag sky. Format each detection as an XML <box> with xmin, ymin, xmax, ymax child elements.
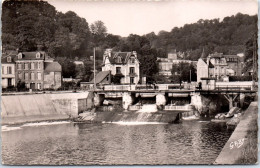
<box><xmin>49</xmin><ymin>0</ymin><xmax>258</xmax><ymax>37</ymax></box>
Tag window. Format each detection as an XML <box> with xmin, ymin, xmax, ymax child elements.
<box><xmin>130</xmin><ymin>67</ymin><xmax>135</xmax><ymax>74</ymax></box>
<box><xmin>18</xmin><ymin>63</ymin><xmax>22</xmax><ymax>70</ymax></box>
<box><xmin>36</xmin><ymin>52</ymin><xmax>41</xmax><ymax>58</ymax></box>
<box><xmin>38</xmin><ymin>62</ymin><xmax>41</xmax><ymax>69</ymax></box>
<box><xmin>25</xmin><ymin>73</ymin><xmax>29</xmax><ymax>80</ymax></box>
<box><xmin>31</xmin><ymin>62</ymin><xmax>35</xmax><ymax>70</ymax></box>
<box><xmin>31</xmin><ymin>72</ymin><xmax>35</xmax><ymax>80</ymax></box>
<box><xmin>24</xmin><ymin>63</ymin><xmax>29</xmax><ymax>70</ymax></box>
<box><xmin>18</xmin><ymin>72</ymin><xmax>23</xmax><ymax>80</ymax></box>
<box><xmin>7</xmin><ymin>66</ymin><xmax>12</xmax><ymax>74</ymax></box>
<box><xmin>116</xmin><ymin>67</ymin><xmax>121</xmax><ymax>74</ymax></box>
<box><xmin>117</xmin><ymin>56</ymin><xmax>122</xmax><ymax>63</ymax></box>
<box><xmin>18</xmin><ymin>53</ymin><xmax>23</xmax><ymax>59</ymax></box>
<box><xmin>130</xmin><ymin>77</ymin><xmax>134</xmax><ymax>84</ymax></box>
<box><xmin>35</xmin><ymin>62</ymin><xmax>38</xmax><ymax>69</ymax></box>
<box><xmin>7</xmin><ymin>57</ymin><xmax>11</xmax><ymax>62</ymax></box>
<box><xmin>37</xmin><ymin>72</ymin><xmax>41</xmax><ymax>80</ymax></box>
<box><xmin>2</xmin><ymin>66</ymin><xmax>4</xmax><ymax>75</ymax></box>
<box><xmin>37</xmin><ymin>83</ymin><xmax>41</xmax><ymax>90</ymax></box>
<box><xmin>106</xmin><ymin>76</ymin><xmax>109</xmax><ymax>81</ymax></box>
<box><xmin>130</xmin><ymin>57</ymin><xmax>135</xmax><ymax>64</ymax></box>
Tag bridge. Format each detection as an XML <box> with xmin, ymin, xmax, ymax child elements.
<box><xmin>91</xmin><ymin>82</ymin><xmax>257</xmax><ymax>111</ymax></box>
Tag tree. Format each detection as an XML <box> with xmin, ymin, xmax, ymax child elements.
<box><xmin>56</xmin><ymin>57</ymin><xmax>76</xmax><ymax>78</ymax></box>
<box><xmin>90</xmin><ymin>20</ymin><xmax>107</xmax><ymax>46</ymax></box>
<box><xmin>243</xmin><ymin>32</ymin><xmax>258</xmax><ymax>81</ymax></box>
<box><xmin>170</xmin><ymin>62</ymin><xmax>196</xmax><ymax>83</ymax></box>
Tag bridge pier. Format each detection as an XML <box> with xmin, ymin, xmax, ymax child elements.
<box><xmin>240</xmin><ymin>93</ymin><xmax>245</xmax><ymax>107</ymax></box>
<box><xmin>223</xmin><ymin>94</ymin><xmax>239</xmax><ymax>110</ymax></box>
<box><xmin>94</xmin><ymin>93</ymin><xmax>105</xmax><ymax>106</ymax></box>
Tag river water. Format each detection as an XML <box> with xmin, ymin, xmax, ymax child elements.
<box><xmin>2</xmin><ymin>120</ymin><xmax>234</xmax><ymax>165</ymax></box>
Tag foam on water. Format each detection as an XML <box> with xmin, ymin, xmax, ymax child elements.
<box><xmin>21</xmin><ymin>121</ymin><xmax>70</xmax><ymax>127</ymax></box>
<box><xmin>2</xmin><ymin>125</ymin><xmax>22</xmax><ymax>132</ymax></box>
<box><xmin>137</xmin><ymin>104</ymin><xmax>158</xmax><ymax>113</ymax></box>
<box><xmin>105</xmin><ymin>121</ymin><xmax>167</xmax><ymax>125</ymax></box>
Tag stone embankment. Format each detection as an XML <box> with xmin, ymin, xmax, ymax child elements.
<box><xmin>1</xmin><ymin>92</ymin><xmax>93</xmax><ymax>125</ymax></box>
<box><xmin>214</xmin><ymin>101</ymin><xmax>258</xmax><ymax>164</ymax></box>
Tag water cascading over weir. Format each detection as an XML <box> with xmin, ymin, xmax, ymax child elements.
<box><xmin>89</xmin><ymin>92</ymin><xmax>182</xmax><ymax>124</ymax></box>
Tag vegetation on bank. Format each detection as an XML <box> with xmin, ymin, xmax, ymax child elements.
<box><xmin>2</xmin><ymin>0</ymin><xmax>258</xmax><ymax>83</ymax></box>
<box><xmin>236</xmin><ymin>112</ymin><xmax>258</xmax><ymax>164</ymax></box>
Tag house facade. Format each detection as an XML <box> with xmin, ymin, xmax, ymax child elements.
<box><xmin>224</xmin><ymin>55</ymin><xmax>243</xmax><ymax>76</ymax></box>
<box><xmin>1</xmin><ymin>54</ymin><xmax>16</xmax><ymax>88</ymax></box>
<box><xmin>43</xmin><ymin>62</ymin><xmax>62</xmax><ymax>89</ymax></box>
<box><xmin>102</xmin><ymin>49</ymin><xmax>140</xmax><ymax>84</ymax></box>
<box><xmin>14</xmin><ymin>51</ymin><xmax>62</xmax><ymax>90</ymax></box>
<box><xmin>197</xmin><ymin>52</ymin><xmax>244</xmax><ymax>82</ymax></box>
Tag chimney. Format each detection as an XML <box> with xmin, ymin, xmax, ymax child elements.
<box><xmin>132</xmin><ymin>51</ymin><xmax>137</xmax><ymax>57</ymax></box>
<box><xmin>107</xmin><ymin>49</ymin><xmax>112</xmax><ymax>57</ymax></box>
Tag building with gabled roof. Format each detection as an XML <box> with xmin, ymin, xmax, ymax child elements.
<box><xmin>1</xmin><ymin>54</ymin><xmax>16</xmax><ymax>88</ymax></box>
<box><xmin>13</xmin><ymin>51</ymin><xmax>62</xmax><ymax>90</ymax></box>
<box><xmin>197</xmin><ymin>52</ymin><xmax>244</xmax><ymax>82</ymax></box>
<box><xmin>102</xmin><ymin>49</ymin><xmax>140</xmax><ymax>84</ymax></box>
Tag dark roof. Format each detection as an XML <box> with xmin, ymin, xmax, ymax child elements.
<box><xmin>17</xmin><ymin>51</ymin><xmax>46</xmax><ymax>60</ymax></box>
<box><xmin>208</xmin><ymin>61</ymin><xmax>215</xmax><ymax>68</ymax></box>
<box><xmin>1</xmin><ymin>55</ymin><xmax>16</xmax><ymax>64</ymax></box>
<box><xmin>44</xmin><ymin>62</ymin><xmax>62</xmax><ymax>72</ymax></box>
<box><xmin>109</xmin><ymin>52</ymin><xmax>132</xmax><ymax>64</ymax></box>
<box><xmin>90</xmin><ymin>71</ymin><xmax>110</xmax><ymax>84</ymax></box>
<box><xmin>2</xmin><ymin>50</ymin><xmax>18</xmax><ymax>58</ymax></box>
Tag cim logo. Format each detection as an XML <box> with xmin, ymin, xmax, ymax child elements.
<box><xmin>230</xmin><ymin>138</ymin><xmax>245</xmax><ymax>149</ymax></box>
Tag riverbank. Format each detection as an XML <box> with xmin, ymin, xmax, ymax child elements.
<box><xmin>214</xmin><ymin>101</ymin><xmax>258</xmax><ymax>164</ymax></box>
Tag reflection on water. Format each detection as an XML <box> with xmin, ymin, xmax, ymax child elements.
<box><xmin>2</xmin><ymin>121</ymin><xmax>233</xmax><ymax>165</ymax></box>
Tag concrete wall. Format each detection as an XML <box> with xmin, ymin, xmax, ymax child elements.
<box><xmin>214</xmin><ymin>101</ymin><xmax>258</xmax><ymax>164</ymax></box>
<box><xmin>1</xmin><ymin>92</ymin><xmax>92</xmax><ymax>124</ymax></box>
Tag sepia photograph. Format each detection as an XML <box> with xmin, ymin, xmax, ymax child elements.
<box><xmin>1</xmin><ymin>0</ymin><xmax>258</xmax><ymax>165</ymax></box>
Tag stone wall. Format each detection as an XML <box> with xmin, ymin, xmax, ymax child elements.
<box><xmin>191</xmin><ymin>93</ymin><xmax>229</xmax><ymax>116</ymax></box>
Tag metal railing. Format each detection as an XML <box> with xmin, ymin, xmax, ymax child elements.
<box><xmin>164</xmin><ymin>105</ymin><xmax>192</xmax><ymax>111</ymax></box>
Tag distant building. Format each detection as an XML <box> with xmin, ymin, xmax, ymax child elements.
<box><xmin>1</xmin><ymin>51</ymin><xmax>17</xmax><ymax>88</ymax></box>
<box><xmin>197</xmin><ymin>52</ymin><xmax>244</xmax><ymax>82</ymax></box>
<box><xmin>73</xmin><ymin>60</ymin><xmax>84</xmax><ymax>66</ymax></box>
<box><xmin>224</xmin><ymin>55</ymin><xmax>243</xmax><ymax>76</ymax></box>
<box><xmin>101</xmin><ymin>49</ymin><xmax>140</xmax><ymax>84</ymax></box>
<box><xmin>157</xmin><ymin>51</ymin><xmax>197</xmax><ymax>76</ymax></box>
<box><xmin>15</xmin><ymin>51</ymin><xmax>62</xmax><ymax>90</ymax></box>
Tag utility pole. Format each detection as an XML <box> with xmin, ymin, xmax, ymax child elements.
<box><xmin>190</xmin><ymin>69</ymin><xmax>191</xmax><ymax>83</ymax></box>
<box><xmin>93</xmin><ymin>47</ymin><xmax>96</xmax><ymax>90</ymax></box>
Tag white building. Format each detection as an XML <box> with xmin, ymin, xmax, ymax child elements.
<box><xmin>1</xmin><ymin>55</ymin><xmax>16</xmax><ymax>88</ymax></box>
<box><xmin>102</xmin><ymin>49</ymin><xmax>140</xmax><ymax>84</ymax></box>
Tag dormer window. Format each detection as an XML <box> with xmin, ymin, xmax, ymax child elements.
<box><xmin>130</xmin><ymin>57</ymin><xmax>135</xmax><ymax>64</ymax></box>
<box><xmin>7</xmin><ymin>56</ymin><xmax>11</xmax><ymax>62</ymax></box>
<box><xmin>18</xmin><ymin>53</ymin><xmax>23</xmax><ymax>59</ymax></box>
<box><xmin>117</xmin><ymin>56</ymin><xmax>122</xmax><ymax>63</ymax></box>
<box><xmin>36</xmin><ymin>52</ymin><xmax>41</xmax><ymax>58</ymax></box>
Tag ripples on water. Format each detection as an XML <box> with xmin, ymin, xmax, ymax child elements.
<box><xmin>2</xmin><ymin>121</ymin><xmax>234</xmax><ymax>165</ymax></box>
